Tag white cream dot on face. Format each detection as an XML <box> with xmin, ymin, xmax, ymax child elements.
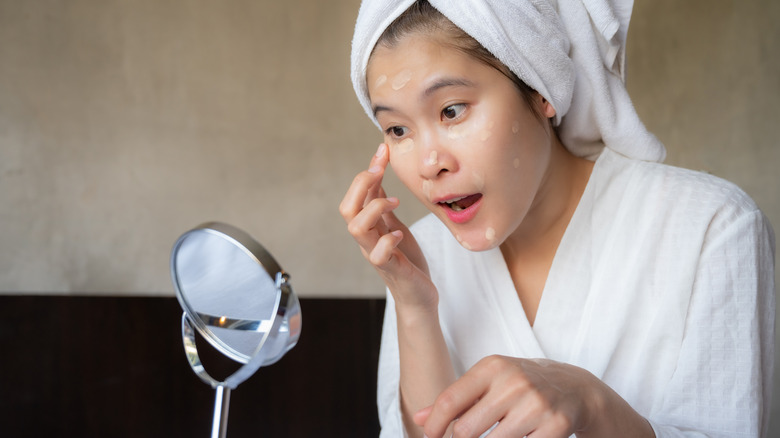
<box><xmin>472</xmin><ymin>171</ymin><xmax>485</xmax><ymax>191</ymax></box>
<box><xmin>485</xmin><ymin>227</ymin><xmax>496</xmax><ymax>242</ymax></box>
<box><xmin>456</xmin><ymin>234</ymin><xmax>472</xmax><ymax>251</ymax></box>
<box><xmin>422</xmin><ymin>180</ymin><xmax>433</xmax><ymax>201</ymax></box>
<box><xmin>513</xmin><ymin>158</ymin><xmax>521</xmax><ymax>169</ymax></box>
<box><xmin>374</xmin><ymin>74</ymin><xmax>387</xmax><ymax>88</ymax></box>
<box><xmin>512</xmin><ymin>121</ymin><xmax>521</xmax><ymax>134</ymax></box>
<box><xmin>447</xmin><ymin>125</ymin><xmax>469</xmax><ymax>140</ymax></box>
<box><xmin>425</xmin><ymin>150</ymin><xmax>438</xmax><ymax>166</ymax></box>
<box><xmin>479</xmin><ymin>121</ymin><xmax>496</xmax><ymax>142</ymax></box>
<box><xmin>393</xmin><ymin>138</ymin><xmax>414</xmax><ymax>154</ymax></box>
<box><xmin>391</xmin><ymin>69</ymin><xmax>413</xmax><ymax>90</ymax></box>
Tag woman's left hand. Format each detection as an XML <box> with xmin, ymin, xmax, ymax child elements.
<box><xmin>412</xmin><ymin>355</ymin><xmax>606</xmax><ymax>438</ymax></box>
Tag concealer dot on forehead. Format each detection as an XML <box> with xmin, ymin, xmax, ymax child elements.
<box><xmin>485</xmin><ymin>227</ymin><xmax>496</xmax><ymax>242</ymax></box>
<box><xmin>374</xmin><ymin>74</ymin><xmax>387</xmax><ymax>88</ymax></box>
<box><xmin>391</xmin><ymin>69</ymin><xmax>413</xmax><ymax>90</ymax></box>
<box><xmin>393</xmin><ymin>138</ymin><xmax>414</xmax><ymax>154</ymax></box>
<box><xmin>512</xmin><ymin>121</ymin><xmax>521</xmax><ymax>134</ymax></box>
<box><xmin>422</xmin><ymin>179</ymin><xmax>433</xmax><ymax>200</ymax></box>
<box><xmin>472</xmin><ymin>170</ymin><xmax>485</xmax><ymax>191</ymax></box>
<box><xmin>513</xmin><ymin>158</ymin><xmax>521</xmax><ymax>169</ymax></box>
<box><xmin>425</xmin><ymin>150</ymin><xmax>438</xmax><ymax>166</ymax></box>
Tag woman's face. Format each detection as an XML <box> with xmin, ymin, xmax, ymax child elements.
<box><xmin>366</xmin><ymin>35</ymin><xmax>557</xmax><ymax>251</ymax></box>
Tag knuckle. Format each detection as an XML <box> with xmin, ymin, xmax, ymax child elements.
<box><xmin>338</xmin><ymin>203</ymin><xmax>350</xmax><ymax>220</ymax></box>
<box><xmin>481</xmin><ymin>354</ymin><xmax>508</xmax><ymax>373</ymax></box>
<box><xmin>451</xmin><ymin>418</ymin><xmax>474</xmax><ymax>437</ymax></box>
<box><xmin>346</xmin><ymin>221</ymin><xmax>364</xmax><ymax>237</ymax></box>
<box><xmin>368</xmin><ymin>248</ymin><xmax>387</xmax><ymax>266</ymax></box>
<box><xmin>435</xmin><ymin>389</ymin><xmax>459</xmax><ymax>415</ymax></box>
<box><xmin>552</xmin><ymin>412</ymin><xmax>574</xmax><ymax>433</ymax></box>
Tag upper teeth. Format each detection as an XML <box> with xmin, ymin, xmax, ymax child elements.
<box><xmin>444</xmin><ymin>195</ymin><xmax>467</xmax><ymax>204</ymax></box>
<box><xmin>444</xmin><ymin>196</ymin><xmax>467</xmax><ymax>211</ymax></box>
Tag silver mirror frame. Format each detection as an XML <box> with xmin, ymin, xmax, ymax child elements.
<box><xmin>170</xmin><ymin>222</ymin><xmax>301</xmax><ymax>438</ymax></box>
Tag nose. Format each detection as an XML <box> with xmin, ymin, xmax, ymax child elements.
<box><xmin>418</xmin><ymin>130</ymin><xmax>457</xmax><ymax>180</ymax></box>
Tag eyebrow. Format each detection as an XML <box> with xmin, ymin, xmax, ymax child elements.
<box><xmin>372</xmin><ymin>77</ymin><xmax>476</xmax><ymax>117</ymax></box>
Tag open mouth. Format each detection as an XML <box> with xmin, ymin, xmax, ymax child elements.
<box><xmin>439</xmin><ymin>194</ymin><xmax>482</xmax><ymax>211</ymax></box>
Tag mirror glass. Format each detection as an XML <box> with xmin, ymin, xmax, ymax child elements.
<box><xmin>172</xmin><ymin>222</ymin><xmax>301</xmax><ymax>368</ymax></box>
<box><xmin>170</xmin><ymin>222</ymin><xmax>302</xmax><ymax>437</ymax></box>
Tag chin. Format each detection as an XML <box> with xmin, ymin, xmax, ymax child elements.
<box><xmin>445</xmin><ymin>226</ymin><xmax>501</xmax><ymax>252</ymax></box>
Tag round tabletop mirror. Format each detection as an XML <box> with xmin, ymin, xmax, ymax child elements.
<box><xmin>171</xmin><ymin>222</ymin><xmax>301</xmax><ymax>438</ymax></box>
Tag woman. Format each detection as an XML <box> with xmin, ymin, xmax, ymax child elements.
<box><xmin>340</xmin><ymin>1</ymin><xmax>775</xmax><ymax>437</ymax></box>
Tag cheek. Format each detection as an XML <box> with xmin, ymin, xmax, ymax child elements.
<box><xmin>392</xmin><ymin>138</ymin><xmax>415</xmax><ymax>155</ymax></box>
<box><xmin>388</xmin><ymin>144</ymin><xmax>417</xmax><ymax>184</ymax></box>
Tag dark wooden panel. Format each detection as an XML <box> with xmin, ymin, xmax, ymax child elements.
<box><xmin>0</xmin><ymin>296</ymin><xmax>385</xmax><ymax>437</ymax></box>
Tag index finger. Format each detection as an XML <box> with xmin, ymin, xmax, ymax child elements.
<box><xmin>365</xmin><ymin>143</ymin><xmax>389</xmax><ymax>205</ymax></box>
<box><xmin>421</xmin><ymin>366</ymin><xmax>492</xmax><ymax>437</ymax></box>
<box><xmin>339</xmin><ymin>144</ymin><xmax>389</xmax><ymax>222</ymax></box>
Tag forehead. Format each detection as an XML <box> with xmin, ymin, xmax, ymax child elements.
<box><xmin>366</xmin><ymin>36</ymin><xmax>484</xmax><ymax>91</ymax></box>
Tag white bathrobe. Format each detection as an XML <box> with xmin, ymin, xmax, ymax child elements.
<box><xmin>377</xmin><ymin>147</ymin><xmax>775</xmax><ymax>437</ymax></box>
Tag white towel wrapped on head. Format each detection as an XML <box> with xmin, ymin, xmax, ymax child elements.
<box><xmin>350</xmin><ymin>0</ymin><xmax>666</xmax><ymax>162</ymax></box>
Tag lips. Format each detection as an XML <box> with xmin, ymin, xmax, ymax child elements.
<box><xmin>436</xmin><ymin>193</ymin><xmax>483</xmax><ymax>224</ymax></box>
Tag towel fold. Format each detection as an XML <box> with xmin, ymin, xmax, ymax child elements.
<box><xmin>350</xmin><ymin>0</ymin><xmax>666</xmax><ymax>162</ymax></box>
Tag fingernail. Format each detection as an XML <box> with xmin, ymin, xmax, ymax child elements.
<box><xmin>391</xmin><ymin>230</ymin><xmax>403</xmax><ymax>238</ymax></box>
<box><xmin>387</xmin><ymin>197</ymin><xmax>398</xmax><ymax>203</ymax></box>
<box><xmin>375</xmin><ymin>143</ymin><xmax>386</xmax><ymax>157</ymax></box>
<box><xmin>368</xmin><ymin>165</ymin><xmax>382</xmax><ymax>174</ymax></box>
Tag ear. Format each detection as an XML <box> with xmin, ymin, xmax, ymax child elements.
<box><xmin>538</xmin><ymin>95</ymin><xmax>557</xmax><ymax>119</ymax></box>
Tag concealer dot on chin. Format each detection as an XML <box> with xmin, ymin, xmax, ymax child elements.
<box><xmin>392</xmin><ymin>69</ymin><xmax>413</xmax><ymax>90</ymax></box>
<box><xmin>485</xmin><ymin>227</ymin><xmax>496</xmax><ymax>242</ymax></box>
<box><xmin>513</xmin><ymin>158</ymin><xmax>521</xmax><ymax>169</ymax></box>
<box><xmin>455</xmin><ymin>234</ymin><xmax>472</xmax><ymax>251</ymax></box>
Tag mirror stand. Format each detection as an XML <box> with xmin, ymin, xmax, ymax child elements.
<box><xmin>172</xmin><ymin>222</ymin><xmax>301</xmax><ymax>438</ymax></box>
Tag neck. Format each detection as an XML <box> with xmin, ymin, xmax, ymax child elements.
<box><xmin>501</xmin><ymin>137</ymin><xmax>593</xmax><ymax>260</ymax></box>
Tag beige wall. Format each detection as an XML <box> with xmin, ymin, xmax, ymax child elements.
<box><xmin>1</xmin><ymin>0</ymin><xmax>776</xmax><ymax>298</ymax></box>
<box><xmin>0</xmin><ymin>0</ymin><xmax>390</xmax><ymax>297</ymax></box>
<box><xmin>1</xmin><ymin>0</ymin><xmax>779</xmax><ymax>432</ymax></box>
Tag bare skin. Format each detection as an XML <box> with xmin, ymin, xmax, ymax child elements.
<box><xmin>340</xmin><ymin>33</ymin><xmax>655</xmax><ymax>438</ymax></box>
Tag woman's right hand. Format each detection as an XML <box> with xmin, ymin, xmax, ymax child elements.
<box><xmin>339</xmin><ymin>143</ymin><xmax>436</xmax><ymax>311</ymax></box>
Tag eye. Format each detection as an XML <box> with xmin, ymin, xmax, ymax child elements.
<box><xmin>442</xmin><ymin>103</ymin><xmax>466</xmax><ymax>121</ymax></box>
<box><xmin>385</xmin><ymin>126</ymin><xmax>409</xmax><ymax>139</ymax></box>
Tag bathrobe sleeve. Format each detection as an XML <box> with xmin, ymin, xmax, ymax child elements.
<box><xmin>376</xmin><ymin>290</ymin><xmax>409</xmax><ymax>438</ymax></box>
<box><xmin>647</xmin><ymin>208</ymin><xmax>775</xmax><ymax>437</ymax></box>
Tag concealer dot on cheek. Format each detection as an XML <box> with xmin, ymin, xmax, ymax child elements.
<box><xmin>472</xmin><ymin>171</ymin><xmax>485</xmax><ymax>191</ymax></box>
<box><xmin>485</xmin><ymin>227</ymin><xmax>496</xmax><ymax>242</ymax></box>
<box><xmin>374</xmin><ymin>74</ymin><xmax>387</xmax><ymax>88</ymax></box>
<box><xmin>448</xmin><ymin>124</ymin><xmax>469</xmax><ymax>140</ymax></box>
<box><xmin>479</xmin><ymin>121</ymin><xmax>496</xmax><ymax>142</ymax></box>
<box><xmin>422</xmin><ymin>180</ymin><xmax>433</xmax><ymax>200</ymax></box>
<box><xmin>393</xmin><ymin>138</ymin><xmax>414</xmax><ymax>154</ymax></box>
<box><xmin>391</xmin><ymin>69</ymin><xmax>413</xmax><ymax>90</ymax></box>
<box><xmin>512</xmin><ymin>121</ymin><xmax>521</xmax><ymax>134</ymax></box>
<box><xmin>424</xmin><ymin>150</ymin><xmax>438</xmax><ymax>166</ymax></box>
<box><xmin>513</xmin><ymin>158</ymin><xmax>521</xmax><ymax>169</ymax></box>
